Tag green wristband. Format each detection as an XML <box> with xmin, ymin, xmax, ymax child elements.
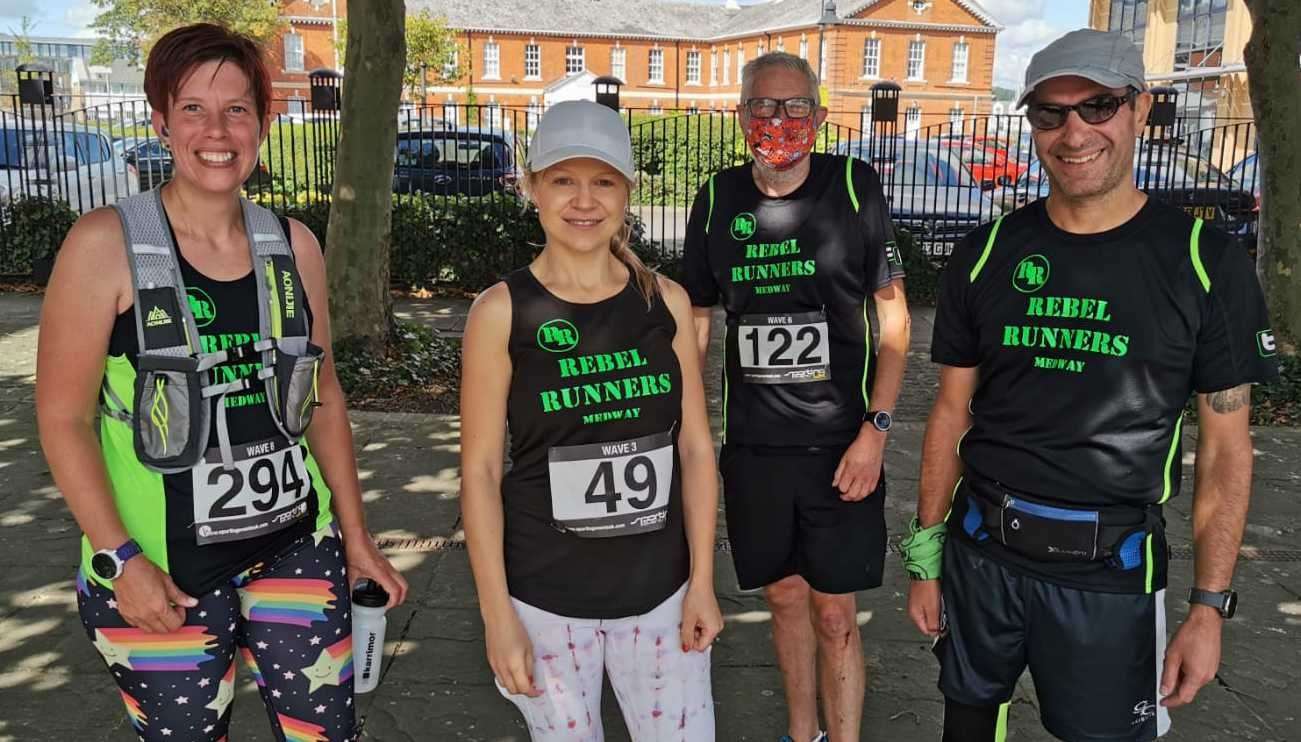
<box><xmin>899</xmin><ymin>516</ymin><xmax>947</xmax><ymax>581</ymax></box>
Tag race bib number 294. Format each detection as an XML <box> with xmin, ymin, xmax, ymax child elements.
<box><xmin>191</xmin><ymin>437</ymin><xmax>311</xmax><ymax>545</ymax></box>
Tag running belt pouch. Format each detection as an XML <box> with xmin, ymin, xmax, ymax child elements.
<box><xmin>133</xmin><ymin>354</ymin><xmax>205</xmax><ymax>468</ymax></box>
<box><xmin>989</xmin><ymin>492</ymin><xmax>1102</xmax><ymax>562</ymax></box>
<box><xmin>269</xmin><ymin>341</ymin><xmax>324</xmax><ymax>437</ymax></box>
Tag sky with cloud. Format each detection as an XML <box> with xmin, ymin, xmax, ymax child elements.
<box><xmin>2</xmin><ymin>0</ymin><xmax>1089</xmax><ymax>91</ymax></box>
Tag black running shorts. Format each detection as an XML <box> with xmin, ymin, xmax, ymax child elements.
<box><xmin>719</xmin><ymin>444</ymin><xmax>887</xmax><ymax>594</ymax></box>
<box><xmin>935</xmin><ymin>537</ymin><xmax>1172</xmax><ymax>741</ymax></box>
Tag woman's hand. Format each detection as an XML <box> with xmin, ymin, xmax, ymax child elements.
<box><xmin>486</xmin><ymin>608</ymin><xmax>542</xmax><ymax>697</ymax></box>
<box><xmin>679</xmin><ymin>580</ymin><xmax>724</xmax><ymax>652</ymax></box>
<box><xmin>344</xmin><ymin>531</ymin><xmax>409</xmax><ymax>608</ymax></box>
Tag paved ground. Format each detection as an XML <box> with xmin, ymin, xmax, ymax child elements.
<box><xmin>0</xmin><ymin>292</ymin><xmax>1297</xmax><ymax>741</ymax></box>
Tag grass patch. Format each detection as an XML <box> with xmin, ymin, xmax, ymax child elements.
<box><xmin>334</xmin><ymin>319</ymin><xmax>460</xmax><ymax>414</ymax></box>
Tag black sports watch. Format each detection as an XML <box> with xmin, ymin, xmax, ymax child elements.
<box><xmin>1188</xmin><ymin>588</ymin><xmax>1237</xmax><ymax>619</ymax></box>
<box><xmin>865</xmin><ymin>410</ymin><xmax>893</xmax><ymax>433</ymax></box>
<box><xmin>91</xmin><ymin>539</ymin><xmax>143</xmax><ymax>581</ymax></box>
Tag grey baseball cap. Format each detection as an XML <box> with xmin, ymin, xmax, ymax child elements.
<box><xmin>526</xmin><ymin>100</ymin><xmax>636</xmax><ymax>181</ymax></box>
<box><xmin>1018</xmin><ymin>29</ymin><xmax>1148</xmax><ymax>108</ymax></box>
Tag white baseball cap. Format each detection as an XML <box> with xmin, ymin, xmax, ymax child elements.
<box><xmin>526</xmin><ymin>100</ymin><xmax>636</xmax><ymax>181</ymax></box>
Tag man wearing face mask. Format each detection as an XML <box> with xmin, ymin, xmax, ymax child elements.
<box><xmin>683</xmin><ymin>52</ymin><xmax>910</xmax><ymax>742</ymax></box>
<box><xmin>908</xmin><ymin>30</ymin><xmax>1277</xmax><ymax>741</ymax></box>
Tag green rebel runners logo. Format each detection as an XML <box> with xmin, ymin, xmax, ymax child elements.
<box><xmin>187</xmin><ymin>287</ymin><xmax>217</xmax><ymax>328</ymax></box>
<box><xmin>1257</xmin><ymin>329</ymin><xmax>1277</xmax><ymax>358</ymax></box>
<box><xmin>537</xmin><ymin>319</ymin><xmax>579</xmax><ymax>353</ymax></box>
<box><xmin>1013</xmin><ymin>254</ymin><xmax>1050</xmax><ymax>293</ymax></box>
<box><xmin>730</xmin><ymin>212</ymin><xmax>757</xmax><ymax>241</ymax></box>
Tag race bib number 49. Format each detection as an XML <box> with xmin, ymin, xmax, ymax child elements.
<box><xmin>547</xmin><ymin>430</ymin><xmax>673</xmax><ymax>538</ymax></box>
<box><xmin>191</xmin><ymin>437</ymin><xmax>311</xmax><ymax>545</ymax></box>
<box><xmin>737</xmin><ymin>310</ymin><xmax>831</xmax><ymax>384</ymax></box>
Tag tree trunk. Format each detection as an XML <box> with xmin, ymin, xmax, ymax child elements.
<box><xmin>325</xmin><ymin>0</ymin><xmax>406</xmax><ymax>355</ymax></box>
<box><xmin>1243</xmin><ymin>0</ymin><xmax>1301</xmax><ymax>346</ymax></box>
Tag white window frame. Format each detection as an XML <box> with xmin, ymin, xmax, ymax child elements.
<box><xmin>443</xmin><ymin>49</ymin><xmax>459</xmax><ymax>79</ymax></box>
<box><xmin>905</xmin><ymin>104</ymin><xmax>923</xmax><ymax>136</ymax></box>
<box><xmin>283</xmin><ymin>31</ymin><xmax>305</xmax><ymax>72</ymax></box>
<box><xmin>611</xmin><ymin>46</ymin><xmax>627</xmax><ymax>81</ymax></box>
<box><xmin>723</xmin><ymin>48</ymin><xmax>731</xmax><ymax>85</ymax></box>
<box><xmin>907</xmin><ymin>39</ymin><xmax>926</xmax><ymax>81</ymax></box>
<box><xmin>737</xmin><ymin>47</ymin><xmax>746</xmax><ymax>81</ymax></box>
<box><xmin>650</xmin><ymin>101</ymin><xmax>664</xmax><ymax>116</ymax></box>
<box><xmin>686</xmin><ymin>50</ymin><xmax>701</xmax><ymax>85</ymax></box>
<box><xmin>799</xmin><ymin>36</ymin><xmax>809</xmax><ymax>59</ymax></box>
<box><xmin>483</xmin><ymin>40</ymin><xmax>501</xmax><ymax>80</ymax></box>
<box><xmin>862</xmin><ymin>37</ymin><xmax>880</xmax><ymax>78</ymax></box>
<box><xmin>710</xmin><ymin>49</ymin><xmax>719</xmax><ymax>85</ymax></box>
<box><xmin>443</xmin><ymin>98</ymin><xmax>459</xmax><ymax>126</ymax></box>
<box><xmin>649</xmin><ymin>48</ymin><xmax>665</xmax><ymax>84</ymax></box>
<box><xmin>776</xmin><ymin>37</ymin><xmax>786</xmax><ymax>53</ymax></box>
<box><xmin>527</xmin><ymin>96</ymin><xmax>544</xmax><ymax>129</ymax></box>
<box><xmin>524</xmin><ymin>43</ymin><xmax>541</xmax><ymax>80</ymax></box>
<box><xmin>287</xmin><ymin>97</ymin><xmax>307</xmax><ymax>117</ymax></box>
<box><xmin>566</xmin><ymin>44</ymin><xmax>585</xmax><ymax>75</ymax></box>
<box><xmin>951</xmin><ymin>41</ymin><xmax>969</xmax><ymax>83</ymax></box>
<box><xmin>949</xmin><ymin>106</ymin><xmax>964</xmax><ymax>127</ymax></box>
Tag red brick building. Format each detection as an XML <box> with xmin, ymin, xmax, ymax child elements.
<box><xmin>267</xmin><ymin>0</ymin><xmax>1000</xmax><ymax>130</ymax></box>
<box><xmin>410</xmin><ymin>0</ymin><xmax>1000</xmax><ymax>131</ymax></box>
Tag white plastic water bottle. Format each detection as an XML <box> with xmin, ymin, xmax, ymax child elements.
<box><xmin>351</xmin><ymin>579</ymin><xmax>389</xmax><ymax>694</ymax></box>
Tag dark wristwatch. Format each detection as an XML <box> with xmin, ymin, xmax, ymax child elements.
<box><xmin>1188</xmin><ymin>588</ymin><xmax>1237</xmax><ymax>619</ymax></box>
<box><xmin>865</xmin><ymin>410</ymin><xmax>893</xmax><ymax>433</ymax></box>
<box><xmin>91</xmin><ymin>539</ymin><xmax>143</xmax><ymax>581</ymax></box>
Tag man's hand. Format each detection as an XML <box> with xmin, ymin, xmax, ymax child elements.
<box><xmin>832</xmin><ymin>427</ymin><xmax>885</xmax><ymax>501</ymax></box>
<box><xmin>1160</xmin><ymin>607</ymin><xmax>1223</xmax><ymax>708</ymax></box>
<box><xmin>907</xmin><ymin>579</ymin><xmax>943</xmax><ymax>637</ymax></box>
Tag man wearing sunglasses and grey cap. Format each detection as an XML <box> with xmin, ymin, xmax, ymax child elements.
<box><xmin>904</xmin><ymin>29</ymin><xmax>1277</xmax><ymax>741</ymax></box>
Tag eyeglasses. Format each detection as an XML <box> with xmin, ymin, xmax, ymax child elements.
<box><xmin>1025</xmin><ymin>91</ymin><xmax>1136</xmax><ymax>131</ymax></box>
<box><xmin>744</xmin><ymin>97</ymin><xmax>816</xmax><ymax>119</ymax></box>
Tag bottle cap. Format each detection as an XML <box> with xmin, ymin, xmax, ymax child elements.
<box><xmin>351</xmin><ymin>579</ymin><xmax>389</xmax><ymax>608</ymax></box>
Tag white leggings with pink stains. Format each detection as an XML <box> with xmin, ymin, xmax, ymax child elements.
<box><xmin>496</xmin><ymin>583</ymin><xmax>716</xmax><ymax>741</ymax></box>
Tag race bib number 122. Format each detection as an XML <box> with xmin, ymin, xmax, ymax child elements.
<box><xmin>737</xmin><ymin>310</ymin><xmax>831</xmax><ymax>384</ymax></box>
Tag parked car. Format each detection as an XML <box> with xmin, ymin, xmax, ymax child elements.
<box><xmin>993</xmin><ymin>148</ymin><xmax>1257</xmax><ymax>237</ymax></box>
<box><xmin>0</xmin><ymin>122</ymin><xmax>137</xmax><ymax>213</ymax></box>
<box><xmin>392</xmin><ymin>128</ymin><xmax>519</xmax><ymax>197</ymax></box>
<box><xmin>1228</xmin><ymin>153</ymin><xmax>1259</xmax><ymax>200</ymax></box>
<box><xmin>935</xmin><ymin>136</ymin><xmax>1029</xmax><ymax>190</ymax></box>
<box><xmin>837</xmin><ymin>138</ymin><xmax>1001</xmax><ymax>259</ymax></box>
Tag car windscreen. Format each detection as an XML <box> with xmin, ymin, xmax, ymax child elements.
<box><xmin>397</xmin><ymin>135</ymin><xmax>506</xmax><ymax>169</ymax></box>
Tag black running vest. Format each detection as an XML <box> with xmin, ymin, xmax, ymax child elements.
<box><xmin>502</xmin><ymin>267</ymin><xmax>689</xmax><ymax>619</ymax></box>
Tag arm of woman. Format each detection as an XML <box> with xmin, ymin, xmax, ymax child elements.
<box><xmin>291</xmin><ymin>219</ymin><xmax>408</xmax><ymax>608</ymax></box>
<box><xmin>459</xmin><ymin>283</ymin><xmax>540</xmax><ymax>696</ymax></box>
<box><xmin>36</xmin><ymin>209</ymin><xmax>196</xmax><ymax>632</ymax></box>
<box><xmin>661</xmin><ymin>278</ymin><xmax>724</xmax><ymax>653</ymax></box>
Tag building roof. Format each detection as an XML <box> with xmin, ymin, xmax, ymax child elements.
<box><xmin>406</xmin><ymin>0</ymin><xmax>1001</xmax><ymax>41</ymax></box>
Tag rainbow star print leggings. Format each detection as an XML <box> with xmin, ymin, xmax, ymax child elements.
<box><xmin>77</xmin><ymin>526</ymin><xmax>356</xmax><ymax>741</ymax></box>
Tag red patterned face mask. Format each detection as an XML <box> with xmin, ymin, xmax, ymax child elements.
<box><xmin>745</xmin><ymin>115</ymin><xmax>816</xmax><ymax>170</ymax></box>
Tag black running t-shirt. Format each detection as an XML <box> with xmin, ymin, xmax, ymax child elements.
<box><xmin>933</xmin><ymin>198</ymin><xmax>1278</xmax><ymax>591</ymax></box>
<box><xmin>502</xmin><ymin>268</ymin><xmax>689</xmax><ymax>619</ymax></box>
<box><xmin>683</xmin><ymin>154</ymin><xmax>905</xmax><ymax>448</ymax></box>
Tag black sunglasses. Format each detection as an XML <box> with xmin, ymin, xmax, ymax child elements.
<box><xmin>744</xmin><ymin>97</ymin><xmax>817</xmax><ymax>119</ymax></box>
<box><xmin>1026</xmin><ymin>90</ymin><xmax>1136</xmax><ymax>130</ymax></box>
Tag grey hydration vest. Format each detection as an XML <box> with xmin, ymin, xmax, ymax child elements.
<box><xmin>101</xmin><ymin>189</ymin><xmax>323</xmax><ymax>473</ymax></box>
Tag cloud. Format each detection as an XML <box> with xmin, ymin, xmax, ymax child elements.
<box><xmin>979</xmin><ymin>0</ymin><xmax>1047</xmax><ymax>28</ymax></box>
<box><xmin>64</xmin><ymin>1</ymin><xmax>101</xmax><ymax>38</ymax></box>
<box><xmin>986</xmin><ymin>8</ymin><xmax>1076</xmax><ymax>91</ymax></box>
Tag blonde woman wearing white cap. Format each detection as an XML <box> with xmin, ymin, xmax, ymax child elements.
<box><xmin>459</xmin><ymin>100</ymin><xmax>722</xmax><ymax>740</ymax></box>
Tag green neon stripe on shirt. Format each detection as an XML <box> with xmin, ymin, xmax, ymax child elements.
<box><xmin>1144</xmin><ymin>533</ymin><xmax>1155</xmax><ymax>594</ymax></box>
<box><xmin>970</xmin><ymin>216</ymin><xmax>1004</xmax><ymax>283</ymax></box>
<box><xmin>705</xmin><ymin>175</ymin><xmax>716</xmax><ymax>235</ymax></box>
<box><xmin>1159</xmin><ymin>414</ymin><xmax>1184</xmax><ymax>504</ymax></box>
<box><xmin>846</xmin><ymin>155</ymin><xmax>860</xmax><ymax>212</ymax></box>
<box><xmin>861</xmin><ymin>299</ymin><xmax>872</xmax><ymax>409</ymax></box>
<box><xmin>995</xmin><ymin>701</ymin><xmax>1010</xmax><ymax>742</ymax></box>
<box><xmin>1190</xmin><ymin>218</ymin><xmax>1209</xmax><ymax>292</ymax></box>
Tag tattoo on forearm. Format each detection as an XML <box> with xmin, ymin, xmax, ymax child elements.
<box><xmin>1207</xmin><ymin>384</ymin><xmax>1250</xmax><ymax>414</ymax></box>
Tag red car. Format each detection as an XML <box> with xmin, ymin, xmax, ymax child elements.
<box><xmin>938</xmin><ymin>137</ymin><xmax>1028</xmax><ymax>190</ymax></box>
